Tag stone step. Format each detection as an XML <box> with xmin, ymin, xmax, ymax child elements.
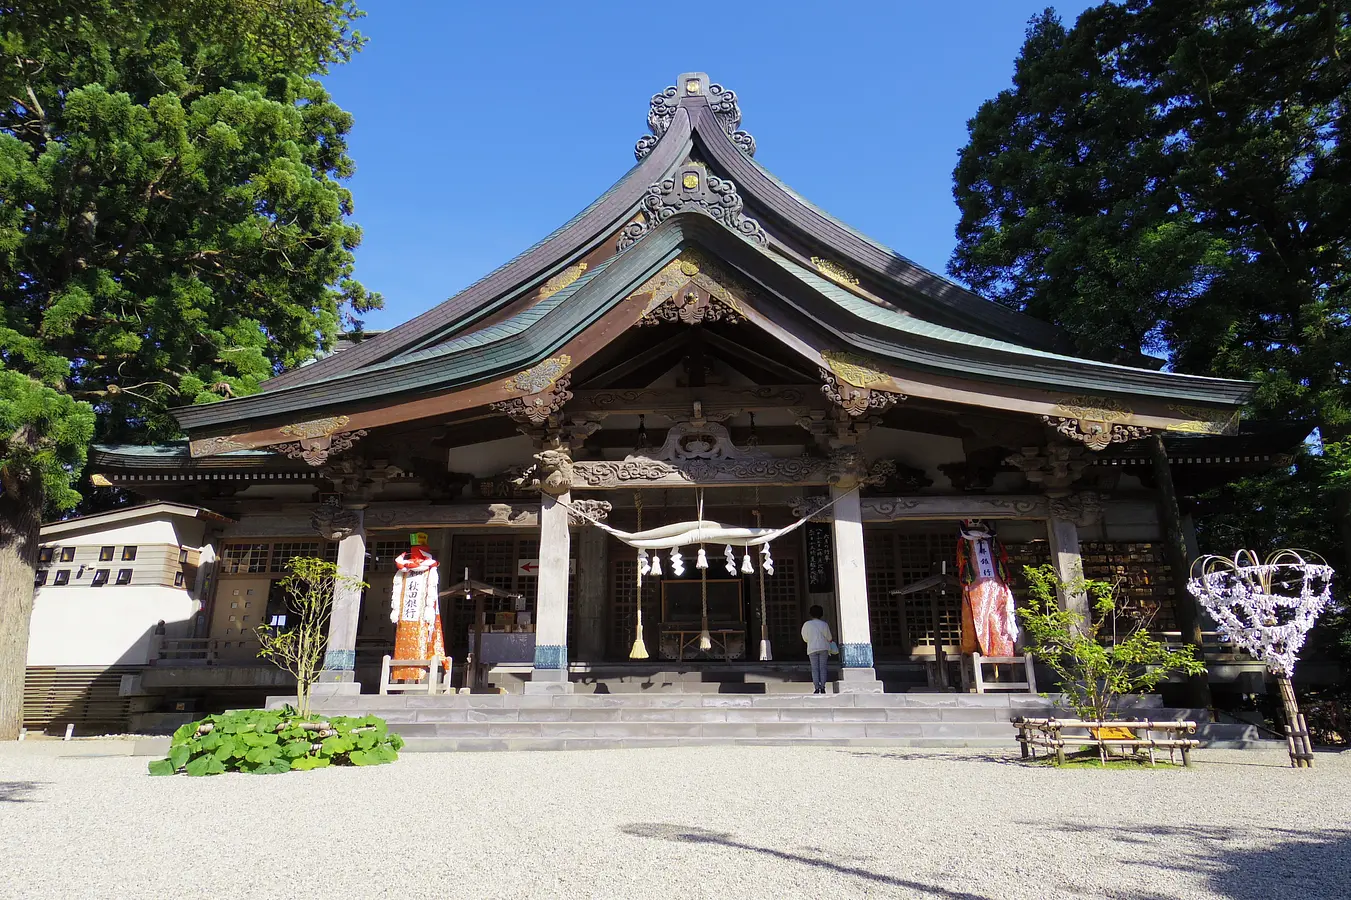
<box><xmin>361</xmin><ymin>705</ymin><xmax>1212</xmax><ymax>725</ymax></box>
<box><xmin>296</xmin><ymin>692</ymin><xmax>1170</xmax><ymax>712</ymax></box>
<box><xmin>398</xmin><ymin>736</ymin><xmax>1020</xmax><ymax>752</ymax></box>
<box><xmin>387</xmin><ymin>720</ymin><xmax>1023</xmax><ymax>740</ymax></box>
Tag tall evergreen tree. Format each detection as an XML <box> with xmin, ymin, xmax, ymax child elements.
<box><xmin>951</xmin><ymin>2</ymin><xmax>1351</xmax><ymax>652</ymax></box>
<box><xmin>0</xmin><ymin>0</ymin><xmax>379</xmax><ymax>739</ymax></box>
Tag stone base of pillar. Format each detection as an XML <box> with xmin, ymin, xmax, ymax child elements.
<box><xmin>834</xmin><ymin>668</ymin><xmax>884</xmax><ymax>693</ymax></box>
<box><xmin>524</xmin><ymin>668</ymin><xmax>574</xmax><ymax>694</ymax></box>
<box><xmin>310</xmin><ymin>679</ymin><xmax>362</xmax><ymax>697</ymax></box>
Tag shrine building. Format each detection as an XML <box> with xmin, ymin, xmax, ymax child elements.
<box><xmin>75</xmin><ymin>73</ymin><xmax>1291</xmax><ymax>716</ymax></box>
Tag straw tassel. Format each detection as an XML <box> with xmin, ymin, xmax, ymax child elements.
<box><xmin>696</xmin><ymin>546</ymin><xmax>708</xmax><ymax>570</ymax></box>
<box><xmin>698</xmin><ymin>566</ymin><xmax>712</xmax><ymax>651</ymax></box>
<box><xmin>630</xmin><ymin>491</ymin><xmax>649</xmax><ymax>660</ymax></box>
<box><xmin>741</xmin><ymin>550</ymin><xmax>754</xmax><ymax>575</ymax></box>
<box><xmin>649</xmin><ymin>553</ymin><xmax>662</xmax><ymax>576</ymax></box>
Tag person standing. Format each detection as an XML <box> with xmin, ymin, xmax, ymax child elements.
<box><xmin>801</xmin><ymin>605</ymin><xmax>834</xmax><ymax>694</ymax></box>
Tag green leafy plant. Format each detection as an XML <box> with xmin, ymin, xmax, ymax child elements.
<box><xmin>254</xmin><ymin>556</ymin><xmax>365</xmax><ymax>718</ymax></box>
<box><xmin>148</xmin><ymin>707</ymin><xmax>403</xmax><ymax>776</ymax></box>
<box><xmin>1019</xmin><ymin>564</ymin><xmax>1206</xmax><ymax>721</ymax></box>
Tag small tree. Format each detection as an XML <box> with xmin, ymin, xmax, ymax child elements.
<box><xmin>254</xmin><ymin>556</ymin><xmax>364</xmax><ymax>718</ymax></box>
<box><xmin>1020</xmin><ymin>564</ymin><xmax>1206</xmax><ymax>721</ymax></box>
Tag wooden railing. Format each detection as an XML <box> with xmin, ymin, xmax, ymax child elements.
<box><xmin>153</xmin><ymin>635</ymin><xmax>394</xmax><ymax>667</ymax></box>
<box><xmin>150</xmin><ymin>636</ymin><xmax>263</xmax><ymax>666</ymax></box>
<box><xmin>1151</xmin><ymin>631</ymin><xmax>1251</xmax><ymax>660</ymax></box>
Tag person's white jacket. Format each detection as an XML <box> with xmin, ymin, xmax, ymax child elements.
<box><xmin>801</xmin><ymin>618</ymin><xmax>833</xmax><ymax>654</ymax></box>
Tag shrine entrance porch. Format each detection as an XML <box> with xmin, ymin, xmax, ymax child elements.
<box><xmin>478</xmin><ymin>661</ymin><xmax>942</xmax><ymax>694</ymax></box>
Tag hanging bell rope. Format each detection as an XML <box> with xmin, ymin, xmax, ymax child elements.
<box><xmin>755</xmin><ymin>487</ymin><xmax>771</xmax><ymax>661</ymax></box>
<box><xmin>697</xmin><ymin>488</ymin><xmax>712</xmax><ymax>651</ymax></box>
<box><xmin>629</xmin><ymin>490</ymin><xmax>649</xmax><ymax>660</ymax></box>
<box><xmin>698</xmin><ymin>555</ymin><xmax>713</xmax><ymax>651</ymax></box>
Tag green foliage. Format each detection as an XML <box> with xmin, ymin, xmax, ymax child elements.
<box><xmin>0</xmin><ymin>368</ymin><xmax>94</xmax><ymax>511</ymax></box>
<box><xmin>148</xmin><ymin>707</ymin><xmax>403</xmax><ymax>776</ymax></box>
<box><xmin>950</xmin><ymin>0</ymin><xmax>1351</xmax><ymax>654</ymax></box>
<box><xmin>0</xmin><ymin>0</ymin><xmax>380</xmax><ymax>509</ymax></box>
<box><xmin>1019</xmin><ymin>564</ymin><xmax>1206</xmax><ymax>721</ymax></box>
<box><xmin>254</xmin><ymin>556</ymin><xmax>365</xmax><ymax>718</ymax></box>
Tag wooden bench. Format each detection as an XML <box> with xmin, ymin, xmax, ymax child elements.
<box><xmin>1013</xmin><ymin>716</ymin><xmax>1199</xmax><ymax>766</ymax></box>
<box><xmin>966</xmin><ymin>652</ymin><xmax>1037</xmax><ymax>694</ymax></box>
<box><xmin>378</xmin><ymin>655</ymin><xmax>454</xmax><ymax>695</ymax></box>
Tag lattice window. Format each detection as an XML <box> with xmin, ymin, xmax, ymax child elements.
<box><xmin>609</xmin><ymin>556</ymin><xmax>659</xmax><ymax>657</ymax></box>
<box><xmin>864</xmin><ymin>531</ymin><xmax>901</xmax><ymax>655</ymax></box>
<box><xmin>222</xmin><ymin>543</ymin><xmax>269</xmax><ymax>574</ymax></box>
<box><xmin>864</xmin><ymin>528</ymin><xmax>958</xmax><ymax>656</ymax></box>
<box><xmin>760</xmin><ymin>555</ymin><xmax>802</xmax><ymax>659</ymax></box>
<box><xmin>367</xmin><ymin>541</ymin><xmax>408</xmax><ymax>573</ymax></box>
<box><xmin>448</xmin><ymin>535</ymin><xmax>577</xmax><ymax>655</ymax></box>
<box><xmin>222</xmin><ymin>540</ymin><xmax>340</xmax><ymax>576</ymax></box>
<box><xmin>270</xmin><ymin>541</ymin><xmax>320</xmax><ymax>571</ymax></box>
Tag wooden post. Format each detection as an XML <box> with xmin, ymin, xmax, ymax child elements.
<box><xmin>527</xmin><ymin>490</ymin><xmax>573</xmax><ymax>693</ymax></box>
<box><xmin>1045</xmin><ymin>515</ymin><xmax>1089</xmax><ymax>633</ymax></box>
<box><xmin>472</xmin><ymin>583</ymin><xmax>484</xmax><ymax>693</ymax></box>
<box><xmin>575</xmin><ymin>528</ymin><xmax>607</xmax><ymax>664</ymax></box>
<box><xmin>319</xmin><ymin>509</ymin><xmax>366</xmax><ymax>690</ymax></box>
<box><xmin>1148</xmin><ymin>433</ymin><xmax>1212</xmax><ymax>710</ymax></box>
<box><xmin>1277</xmin><ymin>673</ymin><xmax>1314</xmax><ymax>768</ymax></box>
<box><xmin>830</xmin><ymin>484</ymin><xmax>881</xmax><ymax>691</ymax></box>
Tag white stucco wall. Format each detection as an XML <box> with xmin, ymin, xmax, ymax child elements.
<box><xmin>27</xmin><ymin>585</ymin><xmax>197</xmax><ymax>666</ymax></box>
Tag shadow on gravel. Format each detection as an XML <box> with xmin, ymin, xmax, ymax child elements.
<box><xmin>0</xmin><ymin>781</ymin><xmax>45</xmax><ymax>802</ymax></box>
<box><xmin>619</xmin><ymin>822</ymin><xmax>997</xmax><ymax>899</ymax></box>
<box><xmin>1039</xmin><ymin>821</ymin><xmax>1351</xmax><ymax>900</ymax></box>
<box><xmin>834</xmin><ymin>750</ymin><xmax>1026</xmax><ymax>767</ymax></box>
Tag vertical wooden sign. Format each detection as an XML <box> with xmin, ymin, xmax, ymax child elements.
<box><xmin>805</xmin><ymin>521</ymin><xmax>835</xmax><ymax>593</ymax></box>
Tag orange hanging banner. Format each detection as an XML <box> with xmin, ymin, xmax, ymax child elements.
<box><xmin>388</xmin><ymin>533</ymin><xmax>445</xmax><ymax>681</ymax></box>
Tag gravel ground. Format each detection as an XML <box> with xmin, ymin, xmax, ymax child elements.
<box><xmin>2</xmin><ymin>743</ymin><xmax>1348</xmax><ymax>900</ymax></box>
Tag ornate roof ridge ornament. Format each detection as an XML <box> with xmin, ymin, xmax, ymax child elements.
<box><xmin>491</xmin><ymin>373</ymin><xmax>574</xmax><ymax>426</ymax></box>
<box><xmin>635</xmin><ymin>73</ymin><xmax>756</xmax><ymax>161</ymax></box>
<box><xmin>636</xmin><ymin>251</ymin><xmax>751</xmax><ymax>327</ymax></box>
<box><xmin>1043</xmin><ymin>395</ymin><xmax>1149</xmax><ymax>450</ymax></box>
<box><xmin>818</xmin><ymin>351</ymin><xmax>905</xmax><ymax>418</ymax></box>
<box><xmin>274</xmin><ymin>415</ymin><xmax>368</xmax><ymax>467</ymax></box>
<box><xmin>617</xmin><ymin>165</ymin><xmax>767</xmax><ymax>252</ymax></box>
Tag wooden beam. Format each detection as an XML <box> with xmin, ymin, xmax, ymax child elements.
<box><xmin>570</xmin><ymin>384</ymin><xmax>824</xmax><ymax>415</ymax></box>
<box><xmin>862</xmin><ymin>495</ymin><xmax>1050</xmax><ymax>521</ymax></box>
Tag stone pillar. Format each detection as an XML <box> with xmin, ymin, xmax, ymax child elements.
<box><xmin>191</xmin><ymin>533</ymin><xmax>221</xmax><ymax>639</ymax></box>
<box><xmin>575</xmin><ymin>526</ymin><xmax>607</xmax><ymax>664</ymax></box>
<box><xmin>527</xmin><ymin>491</ymin><xmax>573</xmax><ymax>692</ymax></box>
<box><xmin>830</xmin><ymin>483</ymin><xmax>882</xmax><ymax>692</ymax></box>
<box><xmin>1045</xmin><ymin>513</ymin><xmax>1090</xmax><ymax>632</ymax></box>
<box><xmin>318</xmin><ymin>509</ymin><xmax>366</xmax><ymax>694</ymax></box>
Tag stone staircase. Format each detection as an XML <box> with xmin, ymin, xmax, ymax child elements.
<box><xmin>280</xmin><ymin>691</ymin><xmax>1272</xmax><ymax>753</ymax></box>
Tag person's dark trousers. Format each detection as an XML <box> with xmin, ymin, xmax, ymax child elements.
<box><xmin>809</xmin><ymin>650</ymin><xmax>828</xmax><ymax>693</ymax></box>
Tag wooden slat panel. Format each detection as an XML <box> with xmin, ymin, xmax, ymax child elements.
<box><xmin>23</xmin><ymin>667</ymin><xmax>138</xmax><ymax>734</ymax></box>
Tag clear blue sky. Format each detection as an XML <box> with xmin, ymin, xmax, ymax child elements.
<box><xmin>324</xmin><ymin>1</ymin><xmax>1098</xmax><ymax>330</ymax></box>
